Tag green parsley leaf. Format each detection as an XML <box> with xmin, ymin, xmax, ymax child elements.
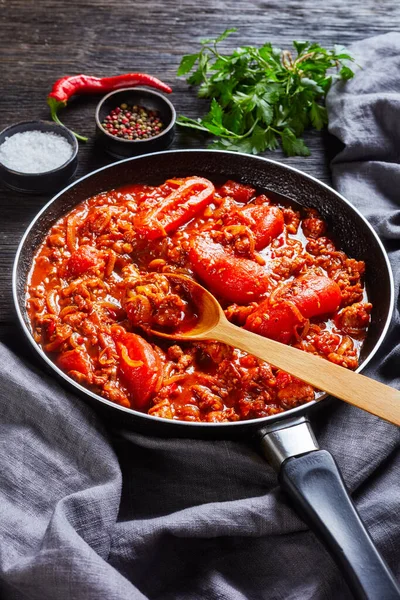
<box><xmin>339</xmin><ymin>65</ymin><xmax>355</xmax><ymax>80</ymax></box>
<box><xmin>197</xmin><ymin>82</ymin><xmax>215</xmax><ymax>98</ymax></box>
<box><xmin>300</xmin><ymin>77</ymin><xmax>324</xmax><ymax>94</ymax></box>
<box><xmin>249</xmin><ymin>125</ymin><xmax>269</xmax><ymax>154</ymax></box>
<box><xmin>187</xmin><ymin>68</ymin><xmax>203</xmax><ymax>86</ymax></box>
<box><xmin>223</xmin><ymin>106</ymin><xmax>243</xmax><ymax>134</ymax></box>
<box><xmin>209</xmin><ymin>98</ymin><xmax>224</xmax><ymax>124</ymax></box>
<box><xmin>177</xmin><ymin>54</ymin><xmax>200</xmax><ymax>76</ymax></box>
<box><xmin>255</xmin><ymin>98</ymin><xmax>274</xmax><ymax>126</ymax></box>
<box><xmin>310</xmin><ymin>102</ymin><xmax>328</xmax><ymax>130</ymax></box>
<box><xmin>211</xmin><ymin>136</ymin><xmax>254</xmax><ymax>154</ymax></box>
<box><xmin>265</xmin><ymin>128</ymin><xmax>279</xmax><ymax>151</ymax></box>
<box><xmin>293</xmin><ymin>40</ymin><xmax>310</xmax><ymax>55</ymax></box>
<box><xmin>177</xmin><ymin>30</ymin><xmax>355</xmax><ymax>156</ymax></box>
<box><xmin>281</xmin><ymin>128</ymin><xmax>311</xmax><ymax>157</ymax></box>
<box><xmin>215</xmin><ymin>28</ymin><xmax>238</xmax><ymax>43</ymax></box>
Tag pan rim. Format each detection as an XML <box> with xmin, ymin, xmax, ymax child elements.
<box><xmin>12</xmin><ymin>149</ymin><xmax>395</xmax><ymax>429</ymax></box>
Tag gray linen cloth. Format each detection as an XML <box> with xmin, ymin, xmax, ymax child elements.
<box><xmin>0</xmin><ymin>32</ymin><xmax>399</xmax><ymax>600</ymax></box>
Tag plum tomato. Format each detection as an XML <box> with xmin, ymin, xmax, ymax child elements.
<box><xmin>189</xmin><ymin>236</ymin><xmax>271</xmax><ymax>304</ymax></box>
<box><xmin>245</xmin><ymin>273</ymin><xmax>341</xmax><ymax>343</ymax></box>
<box><xmin>112</xmin><ymin>327</ymin><xmax>163</xmax><ymax>410</ymax></box>
<box><xmin>218</xmin><ymin>180</ymin><xmax>256</xmax><ymax>203</ymax></box>
<box><xmin>134</xmin><ymin>177</ymin><xmax>215</xmax><ymax>240</ymax></box>
<box><xmin>237</xmin><ymin>203</ymin><xmax>284</xmax><ymax>250</ymax></box>
<box><xmin>66</xmin><ymin>245</ymin><xmax>104</xmax><ymax>277</ymax></box>
<box><xmin>57</xmin><ymin>348</ymin><xmax>91</xmax><ymax>376</ymax></box>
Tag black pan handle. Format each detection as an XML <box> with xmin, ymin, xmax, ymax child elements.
<box><xmin>258</xmin><ymin>418</ymin><xmax>400</xmax><ymax>600</ymax></box>
<box><xmin>281</xmin><ymin>450</ymin><xmax>400</xmax><ymax>600</ymax></box>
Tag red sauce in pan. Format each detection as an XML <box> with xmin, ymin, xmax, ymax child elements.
<box><xmin>26</xmin><ymin>177</ymin><xmax>371</xmax><ymax>422</ymax></box>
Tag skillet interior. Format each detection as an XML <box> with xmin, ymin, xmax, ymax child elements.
<box><xmin>13</xmin><ymin>150</ymin><xmax>394</xmax><ymax>436</ymax></box>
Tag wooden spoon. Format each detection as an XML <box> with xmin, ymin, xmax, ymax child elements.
<box><xmin>150</xmin><ymin>273</ymin><xmax>400</xmax><ymax>426</ymax></box>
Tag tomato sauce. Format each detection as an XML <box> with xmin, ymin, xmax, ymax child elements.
<box><xmin>26</xmin><ymin>177</ymin><xmax>372</xmax><ymax>422</ymax></box>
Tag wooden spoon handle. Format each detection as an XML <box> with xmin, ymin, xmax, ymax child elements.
<box><xmin>213</xmin><ymin>319</ymin><xmax>400</xmax><ymax>426</ymax></box>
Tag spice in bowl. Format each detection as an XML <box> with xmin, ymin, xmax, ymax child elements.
<box><xmin>95</xmin><ymin>87</ymin><xmax>176</xmax><ymax>158</ymax></box>
<box><xmin>0</xmin><ymin>130</ymin><xmax>74</xmax><ymax>173</ymax></box>
<box><xmin>101</xmin><ymin>103</ymin><xmax>164</xmax><ymax>141</ymax></box>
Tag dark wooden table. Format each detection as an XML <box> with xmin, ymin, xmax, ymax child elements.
<box><xmin>1</xmin><ymin>0</ymin><xmax>399</xmax><ymax>341</ymax></box>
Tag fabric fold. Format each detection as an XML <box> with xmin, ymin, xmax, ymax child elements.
<box><xmin>0</xmin><ymin>31</ymin><xmax>399</xmax><ymax>600</ymax></box>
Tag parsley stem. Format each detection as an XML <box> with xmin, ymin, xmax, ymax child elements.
<box><xmin>176</xmin><ymin>118</ymin><xmax>211</xmax><ymax>133</ymax></box>
<box><xmin>237</xmin><ymin>118</ymin><xmax>259</xmax><ymax>139</ymax></box>
<box><xmin>268</xmin><ymin>127</ymin><xmax>283</xmax><ymax>136</ymax></box>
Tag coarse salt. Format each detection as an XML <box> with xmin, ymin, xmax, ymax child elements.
<box><xmin>0</xmin><ymin>130</ymin><xmax>74</xmax><ymax>174</ymax></box>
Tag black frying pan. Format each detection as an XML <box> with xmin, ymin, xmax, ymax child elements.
<box><xmin>13</xmin><ymin>150</ymin><xmax>399</xmax><ymax>599</ymax></box>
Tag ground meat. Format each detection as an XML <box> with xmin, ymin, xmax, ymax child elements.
<box><xmin>212</xmin><ymin>197</ymin><xmax>238</xmax><ymax>219</ymax></box>
<box><xmin>334</xmin><ymin>302</ymin><xmax>372</xmax><ymax>337</ymax></box>
<box><xmin>101</xmin><ymin>382</ymin><xmax>130</xmax><ymax>407</ymax></box>
<box><xmin>324</xmin><ymin>257</ymin><xmax>366</xmax><ymax>307</ymax></box>
<box><xmin>215</xmin><ymin>358</ymin><xmax>242</xmax><ymax>394</ymax></box>
<box><xmin>271</xmin><ymin>253</ymin><xmax>311</xmax><ymax>279</ymax></box>
<box><xmin>238</xmin><ymin>393</ymin><xmax>277</xmax><ymax>419</ymax></box>
<box><xmin>48</xmin><ymin>233</ymin><xmax>66</xmax><ymax>247</ymax></box>
<box><xmin>277</xmin><ymin>382</ymin><xmax>315</xmax><ymax>409</ymax></box>
<box><xmin>302</xmin><ymin>209</ymin><xmax>327</xmax><ymax>239</ymax></box>
<box><xmin>341</xmin><ymin>283</ymin><xmax>364</xmax><ymax>307</ymax></box>
<box><xmin>327</xmin><ymin>336</ymin><xmax>358</xmax><ymax>369</ymax></box>
<box><xmin>225</xmin><ymin>303</ymin><xmax>258</xmax><ymax>326</ymax></box>
<box><xmin>332</xmin><ymin>257</ymin><xmax>365</xmax><ymax>281</ymax></box>
<box><xmin>191</xmin><ymin>385</ymin><xmax>224</xmax><ymax>412</ymax></box>
<box><xmin>306</xmin><ymin>236</ymin><xmax>336</xmax><ymax>256</ymax></box>
<box><xmin>175</xmin><ymin>403</ymin><xmax>201</xmax><ymax>422</ymax></box>
<box><xmin>148</xmin><ymin>398</ymin><xmax>174</xmax><ymax>419</ymax></box>
<box><xmin>121</xmin><ymin>263</ymin><xmax>141</xmax><ymax>281</ymax></box>
<box><xmin>124</xmin><ymin>273</ymin><xmax>191</xmax><ymax>330</ymax></box>
<box><xmin>63</xmin><ymin>311</ymin><xmax>89</xmax><ymax>328</ymax></box>
<box><xmin>167</xmin><ymin>344</ymin><xmax>184</xmax><ymax>362</ymax></box>
<box><xmin>229</xmin><ymin>229</ymin><xmax>256</xmax><ymax>257</ymax></box>
<box><xmin>211</xmin><ymin>225</ymin><xmax>257</xmax><ymax>259</ymax></box>
<box><xmin>283</xmin><ymin>207</ymin><xmax>300</xmax><ymax>234</ymax></box>
<box><xmin>240</xmin><ymin>360</ymin><xmax>276</xmax><ymax>389</ymax></box>
<box><xmin>166</xmin><ymin>238</ymin><xmax>190</xmax><ymax>265</ymax></box>
<box><xmin>152</xmin><ymin>295</ymin><xmax>188</xmax><ymax>328</ymax></box>
<box><xmin>313</xmin><ymin>331</ymin><xmax>341</xmax><ymax>355</ymax></box>
<box><xmin>166</xmin><ymin>345</ymin><xmax>194</xmax><ymax>371</ymax></box>
<box><xmin>205</xmin><ymin>411</ymin><xmax>227</xmax><ymax>422</ymax></box>
<box><xmin>197</xmin><ymin>341</ymin><xmax>233</xmax><ymax>365</ymax></box>
<box><xmin>206</xmin><ymin>408</ymin><xmax>239</xmax><ymax>423</ymax></box>
<box><xmin>125</xmin><ymin>294</ymin><xmax>152</xmax><ymax>326</ymax></box>
<box><xmin>87</xmin><ymin>206</ymin><xmax>113</xmax><ymax>234</ymax></box>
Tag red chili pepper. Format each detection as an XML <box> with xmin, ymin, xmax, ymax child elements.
<box><xmin>47</xmin><ymin>73</ymin><xmax>173</xmax><ymax>141</ymax></box>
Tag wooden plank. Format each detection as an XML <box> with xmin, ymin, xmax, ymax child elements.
<box><xmin>0</xmin><ymin>0</ymin><xmax>397</xmax><ymax>336</ymax></box>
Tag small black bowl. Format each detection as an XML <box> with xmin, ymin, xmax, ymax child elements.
<box><xmin>0</xmin><ymin>120</ymin><xmax>78</xmax><ymax>194</ymax></box>
<box><xmin>95</xmin><ymin>87</ymin><xmax>176</xmax><ymax>159</ymax></box>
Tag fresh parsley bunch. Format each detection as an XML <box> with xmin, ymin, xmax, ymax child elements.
<box><xmin>177</xmin><ymin>29</ymin><xmax>354</xmax><ymax>156</ymax></box>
